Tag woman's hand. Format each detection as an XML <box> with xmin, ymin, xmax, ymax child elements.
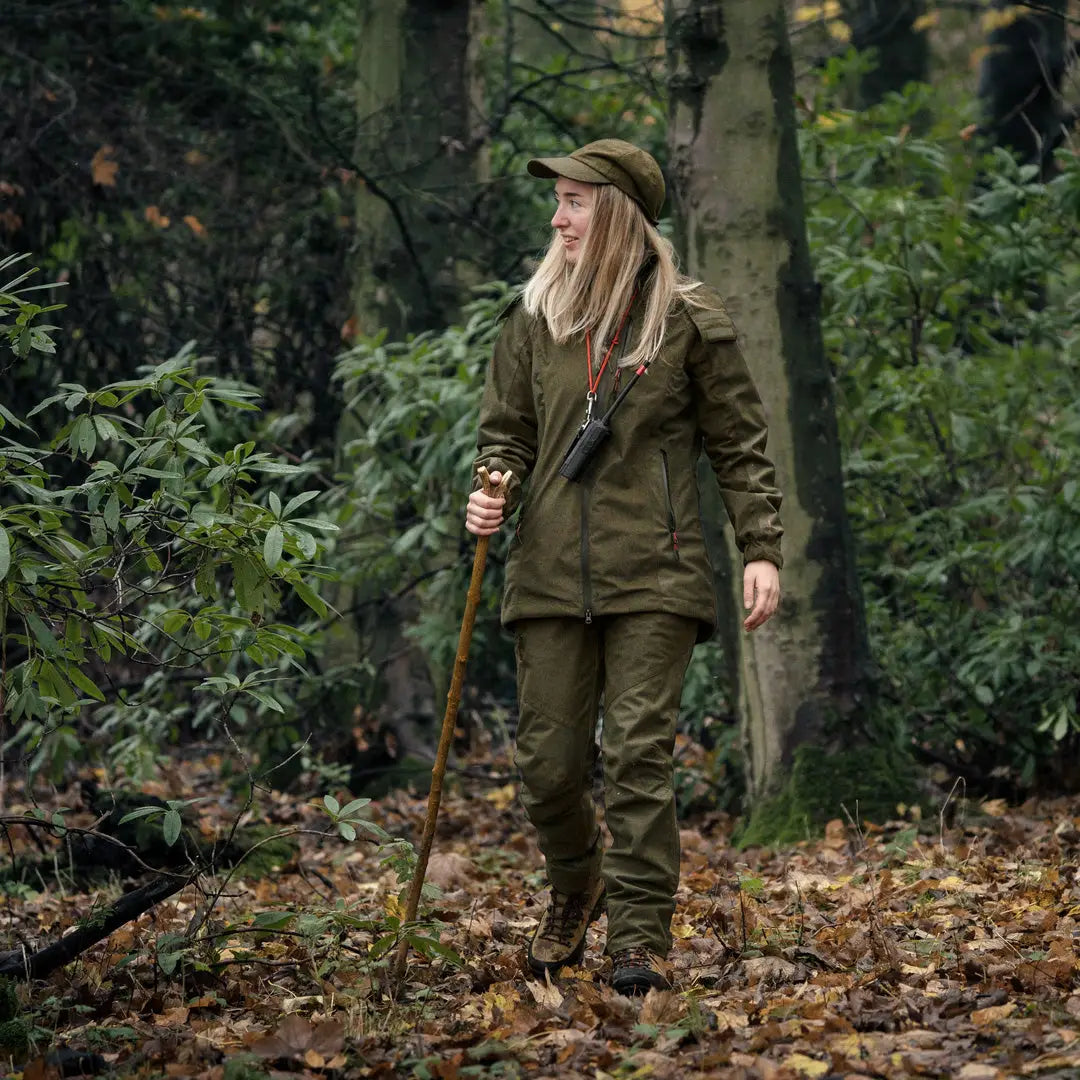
<box><xmin>465</xmin><ymin>470</ymin><xmax>506</xmax><ymax>536</ymax></box>
<box><xmin>743</xmin><ymin>560</ymin><xmax>780</xmax><ymax>631</ymax></box>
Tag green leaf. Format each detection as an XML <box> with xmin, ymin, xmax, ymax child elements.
<box><xmin>157</xmin><ymin>951</ymin><xmax>184</xmax><ymax>976</ymax></box>
<box><xmin>283</xmin><ymin>490</ymin><xmax>320</xmax><ymax>517</ymax></box>
<box><xmin>162</xmin><ymin>810</ymin><xmax>183</xmax><ymax>847</ymax></box>
<box><xmin>104</xmin><ymin>493</ymin><xmax>120</xmax><ymax>531</ymax></box>
<box><xmin>0</xmin><ymin>525</ymin><xmax>9</xmax><ymax>580</ymax></box>
<box><xmin>67</xmin><ymin>666</ymin><xmax>106</xmax><ymax>703</ymax></box>
<box><xmin>337</xmin><ymin>821</ymin><xmax>357</xmax><ymax>842</ymax></box>
<box><xmin>294</xmin><ymin>581</ymin><xmax>327</xmax><ymax>617</ymax></box>
<box><xmin>323</xmin><ymin>794</ymin><xmax>340</xmax><ymax>815</ymax></box>
<box><xmin>118</xmin><ymin>806</ymin><xmax>167</xmax><ymax>824</ymax></box>
<box><xmin>26</xmin><ymin>614</ymin><xmax>61</xmax><ymax>656</ymax></box>
<box><xmin>251</xmin><ymin>910</ymin><xmax>296</xmax><ymax>930</ymax></box>
<box><xmin>263</xmin><ymin>524</ymin><xmax>284</xmax><ymax>569</ymax></box>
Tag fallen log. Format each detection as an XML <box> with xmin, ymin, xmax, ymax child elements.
<box><xmin>0</xmin><ymin>872</ymin><xmax>194</xmax><ymax>980</ymax></box>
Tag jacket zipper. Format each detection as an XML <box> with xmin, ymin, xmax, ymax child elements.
<box><xmin>582</xmin><ymin>317</ymin><xmax>634</xmax><ymax>624</ymax></box>
<box><xmin>581</xmin><ymin>484</ymin><xmax>592</xmax><ymax>623</ymax></box>
<box><xmin>660</xmin><ymin>450</ymin><xmax>680</xmax><ymax>560</ymax></box>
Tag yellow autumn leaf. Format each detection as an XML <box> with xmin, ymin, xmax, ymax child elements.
<box><xmin>384</xmin><ymin>893</ymin><xmax>404</xmax><ymax>919</ymax></box>
<box><xmin>183</xmin><ymin>214</ymin><xmax>207</xmax><ymax>237</ymax></box>
<box><xmin>671</xmin><ymin>921</ymin><xmax>696</xmax><ymax>939</ymax></box>
<box><xmin>822</xmin><ymin>0</ymin><xmax>840</xmax><ymax>16</ymax></box>
<box><xmin>795</xmin><ymin>5</ymin><xmax>823</xmax><ymax>22</ymax></box>
<box><xmin>937</xmin><ymin>875</ymin><xmax>966</xmax><ymax>891</ymax></box>
<box><xmin>827</xmin><ymin>20</ymin><xmax>852</xmax><ymax>42</ymax></box>
<box><xmin>784</xmin><ymin>1052</ymin><xmax>830</xmax><ymax>1077</ymax></box>
<box><xmin>913</xmin><ymin>11</ymin><xmax>940</xmax><ymax>31</ymax></box>
<box><xmin>485</xmin><ymin>782</ymin><xmax>518</xmax><ymax>811</ymax></box>
<box><xmin>91</xmin><ymin>145</ymin><xmax>119</xmax><ymax>187</ymax></box>
<box><xmin>814</xmin><ymin>110</ymin><xmax>852</xmax><ymax>130</ymax></box>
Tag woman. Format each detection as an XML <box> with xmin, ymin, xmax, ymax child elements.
<box><xmin>465</xmin><ymin>138</ymin><xmax>783</xmax><ymax>995</ymax></box>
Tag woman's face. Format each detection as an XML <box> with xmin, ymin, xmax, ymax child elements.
<box><xmin>551</xmin><ymin>177</ymin><xmax>596</xmax><ymax>264</ymax></box>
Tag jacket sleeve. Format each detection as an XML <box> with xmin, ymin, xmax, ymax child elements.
<box><xmin>687</xmin><ymin>308</ymin><xmax>784</xmax><ymax>570</ymax></box>
<box><xmin>472</xmin><ymin>304</ymin><xmax>537</xmax><ymax>514</ymax></box>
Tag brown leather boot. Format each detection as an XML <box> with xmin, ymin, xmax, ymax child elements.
<box><xmin>526</xmin><ymin>878</ymin><xmax>606</xmax><ymax>976</ymax></box>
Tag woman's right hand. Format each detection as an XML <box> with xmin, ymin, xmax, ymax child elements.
<box><xmin>465</xmin><ymin>470</ymin><xmax>506</xmax><ymax>536</ymax></box>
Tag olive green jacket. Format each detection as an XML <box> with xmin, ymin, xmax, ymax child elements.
<box><xmin>474</xmin><ymin>288</ymin><xmax>783</xmax><ymax>640</ymax></box>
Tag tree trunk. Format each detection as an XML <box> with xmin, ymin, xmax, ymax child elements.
<box><xmin>977</xmin><ymin>0</ymin><xmax>1072</xmax><ymax>177</ymax></box>
<box><xmin>667</xmin><ymin>0</ymin><xmax>909</xmax><ymax>844</ymax></box>
<box><xmin>841</xmin><ymin>0</ymin><xmax>929</xmax><ymax>108</ymax></box>
<box><xmin>339</xmin><ymin>0</ymin><xmax>481</xmax><ymax>788</ymax></box>
<box><xmin>354</xmin><ymin>0</ymin><xmax>479</xmax><ymax>338</ymax></box>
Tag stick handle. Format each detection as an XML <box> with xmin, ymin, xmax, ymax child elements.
<box><xmin>393</xmin><ymin>468</ymin><xmax>512</xmax><ymax>982</ymax></box>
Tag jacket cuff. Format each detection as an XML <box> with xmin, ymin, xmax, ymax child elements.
<box><xmin>743</xmin><ymin>543</ymin><xmax>783</xmax><ymax>571</ymax></box>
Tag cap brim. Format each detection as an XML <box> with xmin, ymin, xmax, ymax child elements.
<box><xmin>526</xmin><ymin>156</ymin><xmax>610</xmax><ymax>186</ymax></box>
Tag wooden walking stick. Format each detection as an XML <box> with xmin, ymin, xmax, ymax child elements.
<box><xmin>392</xmin><ymin>466</ymin><xmax>512</xmax><ymax>983</ymax></box>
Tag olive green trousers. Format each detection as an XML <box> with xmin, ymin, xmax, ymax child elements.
<box><xmin>513</xmin><ymin>613</ymin><xmax>698</xmax><ymax>956</ymax></box>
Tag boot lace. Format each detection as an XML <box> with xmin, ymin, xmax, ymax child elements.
<box><xmin>613</xmin><ymin>946</ymin><xmax>654</xmax><ymax>970</ymax></box>
<box><xmin>542</xmin><ymin>890</ymin><xmax>588</xmax><ymax>946</ymax></box>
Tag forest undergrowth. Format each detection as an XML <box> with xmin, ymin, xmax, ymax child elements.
<box><xmin>2</xmin><ymin>738</ymin><xmax>1079</xmax><ymax>1080</ymax></box>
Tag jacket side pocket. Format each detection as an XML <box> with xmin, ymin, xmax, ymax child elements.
<box><xmin>659</xmin><ymin>450</ymin><xmax>680</xmax><ymax>561</ymax></box>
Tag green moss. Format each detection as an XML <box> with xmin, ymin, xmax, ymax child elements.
<box><xmin>0</xmin><ymin>979</ymin><xmax>17</xmax><ymax>1023</ymax></box>
<box><xmin>0</xmin><ymin>1018</ymin><xmax>30</xmax><ymax>1057</ymax></box>
<box><xmin>225</xmin><ymin>825</ymin><xmax>299</xmax><ymax>879</ymax></box>
<box><xmin>736</xmin><ymin>743</ymin><xmax>917</xmax><ymax>849</ymax></box>
<box><xmin>223</xmin><ymin>1052</ymin><xmax>270</xmax><ymax>1080</ymax></box>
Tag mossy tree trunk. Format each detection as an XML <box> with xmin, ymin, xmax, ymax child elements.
<box><xmin>840</xmin><ymin>0</ymin><xmax>929</xmax><ymax>108</ymax></box>
<box><xmin>667</xmin><ymin>0</ymin><xmax>910</xmax><ymax>843</ymax></box>
<box><xmin>976</xmin><ymin>0</ymin><xmax>1072</xmax><ymax>177</ymax></box>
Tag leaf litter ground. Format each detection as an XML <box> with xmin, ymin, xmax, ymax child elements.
<box><xmin>3</xmin><ymin>742</ymin><xmax>1080</xmax><ymax>1080</ymax></box>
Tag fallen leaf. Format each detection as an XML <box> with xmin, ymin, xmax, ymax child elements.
<box><xmin>639</xmin><ymin>989</ymin><xmax>684</xmax><ymax>1026</ymax></box>
<box><xmin>784</xmin><ymin>1052</ymin><xmax>830</xmax><ymax>1077</ymax></box>
<box><xmin>183</xmin><ymin>214</ymin><xmax>207</xmax><ymax>237</ymax></box>
<box><xmin>91</xmin><ymin>145</ymin><xmax>118</xmax><ymax>186</ymax></box>
<box><xmin>427</xmin><ymin>852</ymin><xmax>474</xmax><ymax>890</ymax></box>
<box><xmin>485</xmin><ymin>783</ymin><xmax>518</xmax><ymax>811</ymax></box>
<box><xmin>525</xmin><ymin>977</ymin><xmax>563</xmax><ymax>1009</ymax></box>
<box><xmin>743</xmin><ymin>955</ymin><xmax>797</xmax><ymax>985</ymax></box>
<box><xmin>957</xmin><ymin>1064</ymin><xmax>1004</xmax><ymax>1080</ymax></box>
<box><xmin>971</xmin><ymin>1002</ymin><xmax>1018</xmax><ymax>1025</ymax></box>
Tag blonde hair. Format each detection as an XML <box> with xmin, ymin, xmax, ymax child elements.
<box><xmin>522</xmin><ymin>183</ymin><xmax>705</xmax><ymax>369</ymax></box>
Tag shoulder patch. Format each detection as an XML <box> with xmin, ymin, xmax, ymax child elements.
<box><xmin>686</xmin><ymin>294</ymin><xmax>738</xmax><ymax>343</ymax></box>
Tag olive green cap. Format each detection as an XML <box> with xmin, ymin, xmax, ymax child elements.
<box><xmin>527</xmin><ymin>138</ymin><xmax>665</xmax><ymax>224</ymax></box>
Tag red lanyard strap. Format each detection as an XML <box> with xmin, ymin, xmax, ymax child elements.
<box><xmin>585</xmin><ymin>294</ymin><xmax>637</xmax><ymax>395</ymax></box>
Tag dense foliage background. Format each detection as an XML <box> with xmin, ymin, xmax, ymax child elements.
<box><xmin>2</xmin><ymin>0</ymin><xmax>1078</xmax><ymax>822</ymax></box>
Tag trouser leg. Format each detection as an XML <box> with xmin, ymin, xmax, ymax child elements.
<box><xmin>513</xmin><ymin>617</ymin><xmax>603</xmax><ymax>893</ymax></box>
<box><xmin>600</xmin><ymin>612</ymin><xmax>697</xmax><ymax>956</ymax></box>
